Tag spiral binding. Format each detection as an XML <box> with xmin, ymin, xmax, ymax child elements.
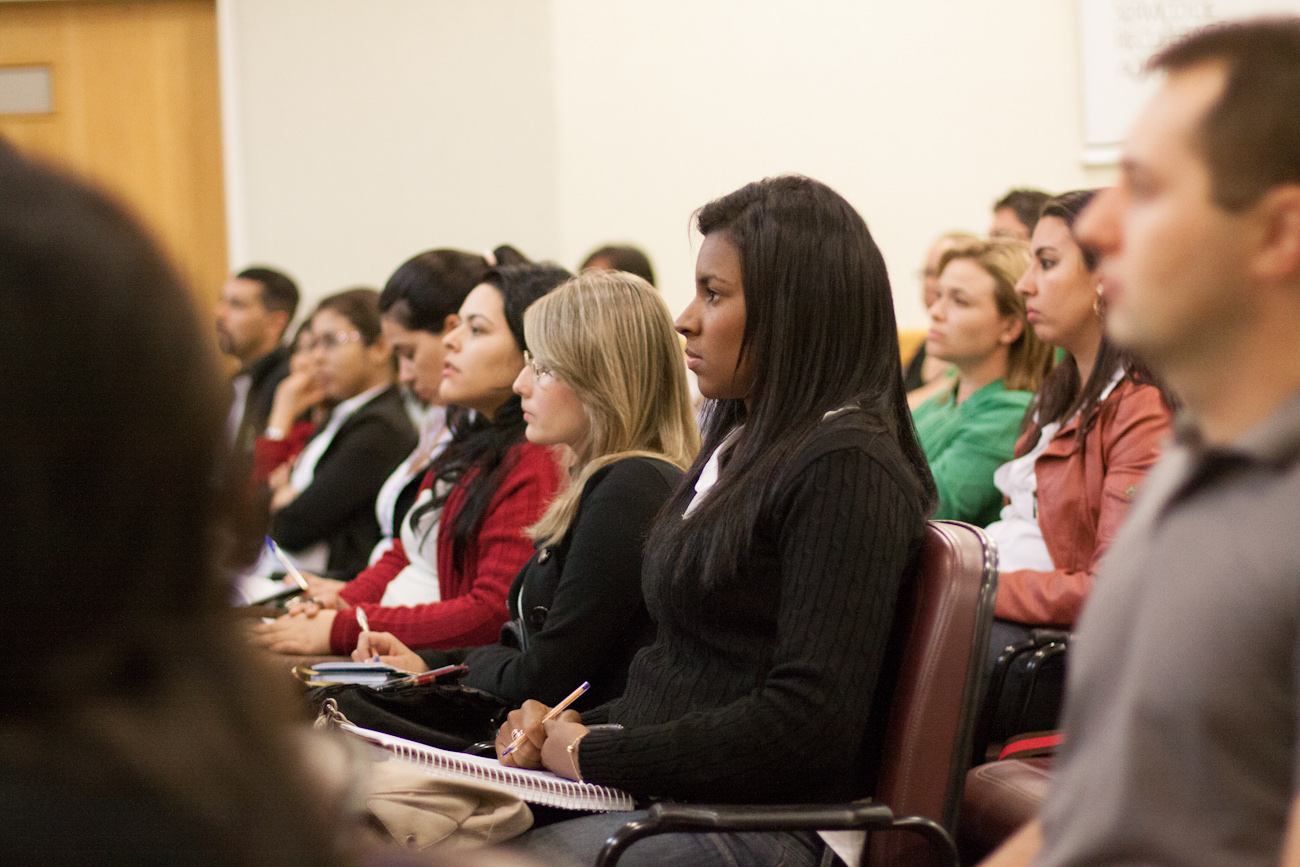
<box><xmin>329</xmin><ymin>713</ymin><xmax>633</xmax><ymax>812</ymax></box>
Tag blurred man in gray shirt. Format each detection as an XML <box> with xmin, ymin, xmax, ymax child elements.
<box><xmin>983</xmin><ymin>17</ymin><xmax>1300</xmax><ymax>867</ymax></box>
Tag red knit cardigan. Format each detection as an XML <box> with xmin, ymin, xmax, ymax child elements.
<box><xmin>329</xmin><ymin>441</ymin><xmax>562</xmax><ymax>654</ymax></box>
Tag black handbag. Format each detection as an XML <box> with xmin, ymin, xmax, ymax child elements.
<box><xmin>306</xmin><ymin>681</ymin><xmax>510</xmax><ymax>754</ymax></box>
<box><xmin>971</xmin><ymin>629</ymin><xmax>1071</xmax><ymax>764</ymax></box>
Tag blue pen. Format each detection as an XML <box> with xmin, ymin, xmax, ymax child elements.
<box><xmin>264</xmin><ymin>536</ymin><xmax>309</xmax><ymax>592</ymax></box>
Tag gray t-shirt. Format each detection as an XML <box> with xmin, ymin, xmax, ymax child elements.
<box><xmin>1036</xmin><ymin>390</ymin><xmax>1300</xmax><ymax>867</ymax></box>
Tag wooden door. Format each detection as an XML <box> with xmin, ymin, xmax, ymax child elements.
<box><xmin>0</xmin><ymin>0</ymin><xmax>227</xmax><ymax>313</ymax></box>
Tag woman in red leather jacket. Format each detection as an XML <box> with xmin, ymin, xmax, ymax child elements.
<box><xmin>984</xmin><ymin>189</ymin><xmax>1177</xmax><ymax>655</ymax></box>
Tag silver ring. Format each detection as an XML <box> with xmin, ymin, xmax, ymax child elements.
<box><xmin>511</xmin><ymin>728</ymin><xmax>524</xmax><ymax>740</ymax></box>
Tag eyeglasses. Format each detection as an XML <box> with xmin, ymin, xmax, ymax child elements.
<box><xmin>522</xmin><ymin>350</ymin><xmax>557</xmax><ymax>385</ymax></box>
<box><xmin>306</xmin><ymin>330</ymin><xmax>362</xmax><ymax>352</ymax></box>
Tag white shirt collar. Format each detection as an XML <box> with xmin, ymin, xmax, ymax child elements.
<box><xmin>683</xmin><ymin>425</ymin><xmax>744</xmax><ymax>517</ymax></box>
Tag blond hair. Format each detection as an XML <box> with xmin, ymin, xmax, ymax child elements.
<box><xmin>937</xmin><ymin>237</ymin><xmax>1053</xmax><ymax>393</ymax></box>
<box><xmin>524</xmin><ymin>270</ymin><xmax>700</xmax><ymax>546</ymax></box>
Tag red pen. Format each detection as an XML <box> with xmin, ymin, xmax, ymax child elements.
<box><xmin>382</xmin><ymin>663</ymin><xmax>469</xmax><ymax>689</ymax></box>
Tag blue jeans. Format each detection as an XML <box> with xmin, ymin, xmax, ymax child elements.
<box><xmin>509</xmin><ymin>810</ymin><xmax>827</xmax><ymax>867</ymax></box>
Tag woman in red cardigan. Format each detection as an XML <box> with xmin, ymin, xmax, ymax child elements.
<box><xmin>252</xmin><ymin>263</ymin><xmax>569</xmax><ymax>655</ymax></box>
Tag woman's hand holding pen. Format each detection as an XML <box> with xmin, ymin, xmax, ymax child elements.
<box><xmin>496</xmin><ymin>699</ymin><xmax>588</xmax><ymax>780</ymax></box>
<box><xmin>353</xmin><ymin>631</ymin><xmax>425</xmax><ymax>672</ymax></box>
<box><xmin>286</xmin><ymin>574</ymin><xmax>348</xmax><ymax>616</ymax></box>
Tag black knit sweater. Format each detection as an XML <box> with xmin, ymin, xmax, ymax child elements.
<box><xmin>577</xmin><ymin>413</ymin><xmax>929</xmax><ymax>804</ymax></box>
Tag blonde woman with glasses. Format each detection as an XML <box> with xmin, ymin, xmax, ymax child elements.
<box><xmin>357</xmin><ymin>270</ymin><xmax>699</xmax><ymax>712</ymax></box>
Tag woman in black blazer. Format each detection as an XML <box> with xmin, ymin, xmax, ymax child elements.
<box><xmin>269</xmin><ymin>288</ymin><xmax>416</xmax><ymax>578</ymax></box>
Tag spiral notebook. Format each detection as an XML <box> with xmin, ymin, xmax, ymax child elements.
<box><xmin>338</xmin><ymin>721</ymin><xmax>635</xmax><ymax>812</ymax></box>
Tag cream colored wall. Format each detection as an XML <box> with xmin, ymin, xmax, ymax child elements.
<box><xmin>221</xmin><ymin>0</ymin><xmax>1115</xmax><ymax>324</ymax></box>
<box><xmin>550</xmin><ymin>0</ymin><xmax>1117</xmax><ymax>328</ymax></box>
<box><xmin>221</xmin><ymin>0</ymin><xmax>559</xmax><ymax>307</ymax></box>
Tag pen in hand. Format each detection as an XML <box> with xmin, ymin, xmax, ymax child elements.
<box><xmin>264</xmin><ymin>535</ymin><xmax>310</xmax><ymax>594</ymax></box>
<box><xmin>355</xmin><ymin>607</ymin><xmax>379</xmax><ymax>662</ymax></box>
<box><xmin>500</xmin><ymin>681</ymin><xmax>590</xmax><ymax>758</ymax></box>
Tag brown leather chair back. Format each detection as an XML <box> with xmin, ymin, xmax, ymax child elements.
<box><xmin>868</xmin><ymin>520</ymin><xmax>997</xmax><ymax>866</ymax></box>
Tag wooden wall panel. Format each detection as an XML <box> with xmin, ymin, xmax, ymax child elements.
<box><xmin>0</xmin><ymin>0</ymin><xmax>227</xmax><ymax>313</ymax></box>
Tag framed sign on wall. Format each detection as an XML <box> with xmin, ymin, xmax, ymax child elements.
<box><xmin>1078</xmin><ymin>0</ymin><xmax>1300</xmax><ymax>165</ymax></box>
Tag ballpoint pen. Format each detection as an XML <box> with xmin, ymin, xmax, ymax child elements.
<box><xmin>381</xmin><ymin>663</ymin><xmax>469</xmax><ymax>689</ymax></box>
<box><xmin>264</xmin><ymin>535</ymin><xmax>310</xmax><ymax>593</ymax></box>
<box><xmin>355</xmin><ymin>607</ymin><xmax>380</xmax><ymax>662</ymax></box>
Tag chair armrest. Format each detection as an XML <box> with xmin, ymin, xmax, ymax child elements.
<box><xmin>593</xmin><ymin>799</ymin><xmax>957</xmax><ymax>867</ymax></box>
<box><xmin>644</xmin><ymin>799</ymin><xmax>896</xmax><ymax>832</ymax></box>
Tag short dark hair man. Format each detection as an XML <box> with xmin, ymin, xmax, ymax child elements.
<box><xmin>215</xmin><ymin>265</ymin><xmax>299</xmax><ymax>449</ymax></box>
<box><xmin>982</xmin><ymin>18</ymin><xmax>1300</xmax><ymax>867</ymax></box>
<box><xmin>990</xmin><ymin>188</ymin><xmax>1050</xmax><ymax>242</ymax></box>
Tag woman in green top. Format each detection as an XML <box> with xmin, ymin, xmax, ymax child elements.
<box><xmin>912</xmin><ymin>237</ymin><xmax>1052</xmax><ymax>525</ymax></box>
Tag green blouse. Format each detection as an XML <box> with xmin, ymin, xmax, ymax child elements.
<box><xmin>911</xmin><ymin>378</ymin><xmax>1033</xmax><ymax>526</ymax></box>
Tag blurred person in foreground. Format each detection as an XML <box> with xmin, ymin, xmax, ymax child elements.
<box><xmin>982</xmin><ymin>17</ymin><xmax>1300</xmax><ymax>867</ymax></box>
<box><xmin>0</xmin><ymin>140</ymin><xmax>349</xmax><ymax>865</ymax></box>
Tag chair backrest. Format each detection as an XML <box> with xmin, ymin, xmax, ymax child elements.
<box><xmin>868</xmin><ymin>520</ymin><xmax>997</xmax><ymax>866</ymax></box>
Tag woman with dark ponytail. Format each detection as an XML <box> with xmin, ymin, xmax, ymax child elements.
<box><xmin>368</xmin><ymin>247</ymin><xmax>490</xmax><ymax>564</ymax></box>
<box><xmin>253</xmin><ymin>263</ymin><xmax>568</xmax><ymax>656</ymax></box>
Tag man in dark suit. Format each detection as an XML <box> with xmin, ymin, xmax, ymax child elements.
<box><xmin>216</xmin><ymin>265</ymin><xmax>299</xmax><ymax>452</ymax></box>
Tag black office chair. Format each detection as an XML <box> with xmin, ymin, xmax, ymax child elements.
<box><xmin>593</xmin><ymin>520</ymin><xmax>998</xmax><ymax>867</ymax></box>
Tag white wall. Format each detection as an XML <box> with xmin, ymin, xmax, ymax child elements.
<box><xmin>221</xmin><ymin>0</ymin><xmax>1117</xmax><ymax>327</ymax></box>
<box><xmin>222</xmin><ymin>0</ymin><xmax>559</xmax><ymax>306</ymax></box>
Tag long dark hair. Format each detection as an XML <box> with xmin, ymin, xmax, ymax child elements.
<box><xmin>411</xmin><ymin>263</ymin><xmax>571</xmax><ymax>569</ymax></box>
<box><xmin>648</xmin><ymin>175</ymin><xmax>935</xmax><ymax>586</ymax></box>
<box><xmin>1020</xmin><ymin>190</ymin><xmax>1177</xmax><ymax>453</ymax></box>
<box><xmin>0</xmin><ymin>143</ymin><xmax>339</xmax><ymax>863</ymax></box>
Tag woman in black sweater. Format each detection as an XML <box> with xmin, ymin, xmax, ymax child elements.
<box><xmin>501</xmin><ymin>176</ymin><xmax>937</xmax><ymax>867</ymax></box>
<box><xmin>355</xmin><ymin>269</ymin><xmax>700</xmax><ymax>709</ymax></box>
